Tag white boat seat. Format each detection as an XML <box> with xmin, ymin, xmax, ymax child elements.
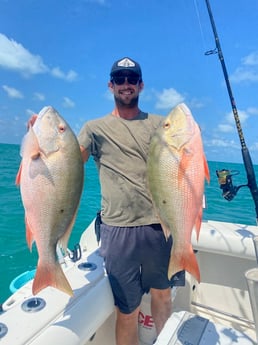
<box><xmin>155</xmin><ymin>311</ymin><xmax>255</xmax><ymax>345</ymax></box>
<box><xmin>192</xmin><ymin>220</ymin><xmax>258</xmax><ymax>260</ymax></box>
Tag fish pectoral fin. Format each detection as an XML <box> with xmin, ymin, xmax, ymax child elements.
<box><xmin>25</xmin><ymin>217</ymin><xmax>34</xmax><ymax>251</ymax></box>
<box><xmin>32</xmin><ymin>261</ymin><xmax>73</xmax><ymax>297</ymax></box>
<box><xmin>168</xmin><ymin>244</ymin><xmax>200</xmax><ymax>283</ymax></box>
<box><xmin>160</xmin><ymin>221</ymin><xmax>171</xmax><ymax>241</ymax></box>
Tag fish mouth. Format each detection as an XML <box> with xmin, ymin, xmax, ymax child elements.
<box><xmin>38</xmin><ymin>106</ymin><xmax>53</xmax><ymax>119</ymax></box>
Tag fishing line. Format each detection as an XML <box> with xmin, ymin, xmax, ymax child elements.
<box><xmin>193</xmin><ymin>0</ymin><xmax>207</xmax><ymax>53</ymax></box>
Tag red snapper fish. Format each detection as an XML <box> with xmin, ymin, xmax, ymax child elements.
<box><xmin>16</xmin><ymin>106</ymin><xmax>84</xmax><ymax>296</ymax></box>
<box><xmin>147</xmin><ymin>103</ymin><xmax>210</xmax><ymax>282</ymax></box>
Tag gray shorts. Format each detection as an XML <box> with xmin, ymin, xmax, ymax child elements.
<box><xmin>99</xmin><ymin>223</ymin><xmax>185</xmax><ymax>314</ymax></box>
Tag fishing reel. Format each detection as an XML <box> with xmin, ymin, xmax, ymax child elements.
<box><xmin>216</xmin><ymin>169</ymin><xmax>244</xmax><ymax>201</ymax></box>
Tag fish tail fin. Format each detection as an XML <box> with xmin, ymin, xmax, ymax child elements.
<box><xmin>168</xmin><ymin>244</ymin><xmax>200</xmax><ymax>283</ymax></box>
<box><xmin>32</xmin><ymin>261</ymin><xmax>73</xmax><ymax>297</ymax></box>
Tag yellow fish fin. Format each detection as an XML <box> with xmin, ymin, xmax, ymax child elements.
<box><xmin>32</xmin><ymin>260</ymin><xmax>73</xmax><ymax>297</ymax></box>
<box><xmin>160</xmin><ymin>221</ymin><xmax>171</xmax><ymax>241</ymax></box>
<box><xmin>168</xmin><ymin>243</ymin><xmax>200</xmax><ymax>283</ymax></box>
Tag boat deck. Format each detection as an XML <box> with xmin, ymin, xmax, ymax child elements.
<box><xmin>0</xmin><ymin>219</ymin><xmax>258</xmax><ymax>344</ymax></box>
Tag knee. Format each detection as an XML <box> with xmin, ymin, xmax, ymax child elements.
<box><xmin>150</xmin><ymin>288</ymin><xmax>172</xmax><ymax>304</ymax></box>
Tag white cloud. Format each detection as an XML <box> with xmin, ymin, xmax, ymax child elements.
<box><xmin>51</xmin><ymin>67</ymin><xmax>78</xmax><ymax>82</ymax></box>
<box><xmin>0</xmin><ymin>33</ymin><xmax>77</xmax><ymax>81</ymax></box>
<box><xmin>230</xmin><ymin>68</ymin><xmax>258</xmax><ymax>83</ymax></box>
<box><xmin>33</xmin><ymin>92</ymin><xmax>45</xmax><ymax>101</ymax></box>
<box><xmin>188</xmin><ymin>98</ymin><xmax>204</xmax><ymax>109</ymax></box>
<box><xmin>247</xmin><ymin>107</ymin><xmax>258</xmax><ymax>115</ymax></box>
<box><xmin>230</xmin><ymin>51</ymin><xmax>258</xmax><ymax>83</ymax></box>
<box><xmin>26</xmin><ymin>109</ymin><xmax>36</xmax><ymax>116</ymax></box>
<box><xmin>242</xmin><ymin>52</ymin><xmax>258</xmax><ymax>66</ymax></box>
<box><xmin>217</xmin><ymin>109</ymin><xmax>249</xmax><ymax>134</ymax></box>
<box><xmin>0</xmin><ymin>33</ymin><xmax>48</xmax><ymax>76</ymax></box>
<box><xmin>62</xmin><ymin>97</ymin><xmax>75</xmax><ymax>108</ymax></box>
<box><xmin>155</xmin><ymin>88</ymin><xmax>185</xmax><ymax>110</ymax></box>
<box><xmin>225</xmin><ymin>109</ymin><xmax>249</xmax><ymax>124</ymax></box>
<box><xmin>218</xmin><ymin>123</ymin><xmax>234</xmax><ymax>133</ymax></box>
<box><xmin>207</xmin><ymin>138</ymin><xmax>239</xmax><ymax>149</ymax></box>
<box><xmin>250</xmin><ymin>142</ymin><xmax>258</xmax><ymax>151</ymax></box>
<box><xmin>84</xmin><ymin>0</ymin><xmax>107</xmax><ymax>4</ymax></box>
<box><xmin>210</xmin><ymin>107</ymin><xmax>258</xmax><ymax>160</ymax></box>
<box><xmin>104</xmin><ymin>89</ymin><xmax>114</xmax><ymax>101</ymax></box>
<box><xmin>2</xmin><ymin>85</ymin><xmax>23</xmax><ymax>99</ymax></box>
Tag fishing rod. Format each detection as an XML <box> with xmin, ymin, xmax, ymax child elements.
<box><xmin>204</xmin><ymin>0</ymin><xmax>258</xmax><ymax>223</ymax></box>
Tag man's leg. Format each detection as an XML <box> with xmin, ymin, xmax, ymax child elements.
<box><xmin>116</xmin><ymin>306</ymin><xmax>140</xmax><ymax>345</ymax></box>
<box><xmin>150</xmin><ymin>287</ymin><xmax>172</xmax><ymax>335</ymax></box>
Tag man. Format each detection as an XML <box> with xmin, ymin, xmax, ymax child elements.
<box><xmin>78</xmin><ymin>57</ymin><xmax>174</xmax><ymax>345</ymax></box>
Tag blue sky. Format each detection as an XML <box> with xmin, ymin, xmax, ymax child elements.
<box><xmin>0</xmin><ymin>0</ymin><xmax>258</xmax><ymax>163</ymax></box>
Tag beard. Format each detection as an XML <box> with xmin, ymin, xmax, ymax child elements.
<box><xmin>114</xmin><ymin>94</ymin><xmax>139</xmax><ymax>108</ymax></box>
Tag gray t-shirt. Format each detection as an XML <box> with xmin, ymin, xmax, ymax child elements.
<box><xmin>78</xmin><ymin>111</ymin><xmax>164</xmax><ymax>226</ymax></box>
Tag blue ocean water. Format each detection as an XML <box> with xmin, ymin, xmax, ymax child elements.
<box><xmin>0</xmin><ymin>143</ymin><xmax>257</xmax><ymax>303</ymax></box>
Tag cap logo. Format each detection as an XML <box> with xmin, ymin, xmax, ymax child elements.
<box><xmin>117</xmin><ymin>58</ymin><xmax>135</xmax><ymax>68</ymax></box>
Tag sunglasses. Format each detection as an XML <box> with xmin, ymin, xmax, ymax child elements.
<box><xmin>111</xmin><ymin>75</ymin><xmax>140</xmax><ymax>85</ymax></box>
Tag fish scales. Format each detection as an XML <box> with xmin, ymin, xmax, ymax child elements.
<box><xmin>147</xmin><ymin>103</ymin><xmax>210</xmax><ymax>282</ymax></box>
<box><xmin>16</xmin><ymin>106</ymin><xmax>84</xmax><ymax>296</ymax></box>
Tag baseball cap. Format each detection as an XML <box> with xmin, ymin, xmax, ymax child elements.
<box><xmin>110</xmin><ymin>57</ymin><xmax>142</xmax><ymax>79</ymax></box>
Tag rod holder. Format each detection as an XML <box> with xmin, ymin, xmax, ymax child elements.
<box><xmin>245</xmin><ymin>268</ymin><xmax>258</xmax><ymax>343</ymax></box>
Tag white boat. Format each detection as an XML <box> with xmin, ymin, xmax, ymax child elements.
<box><xmin>0</xmin><ymin>217</ymin><xmax>258</xmax><ymax>344</ymax></box>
